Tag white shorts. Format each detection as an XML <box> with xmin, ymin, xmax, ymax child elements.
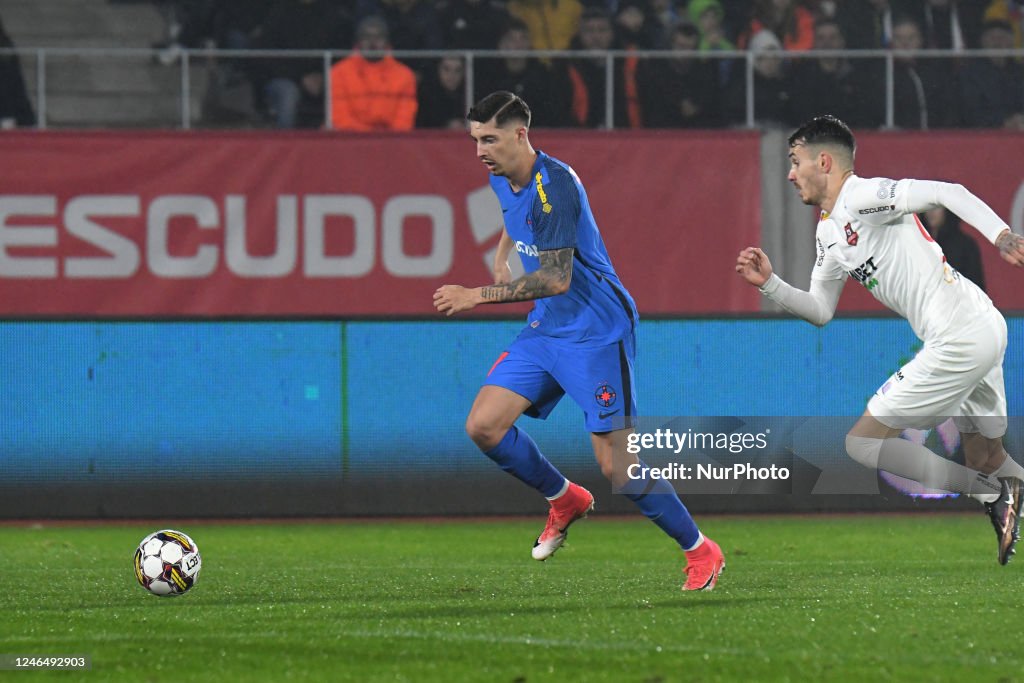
<box><xmin>868</xmin><ymin>309</ymin><xmax>1008</xmax><ymax>438</ymax></box>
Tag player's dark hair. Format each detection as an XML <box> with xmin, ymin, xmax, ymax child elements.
<box><xmin>467</xmin><ymin>91</ymin><xmax>532</xmax><ymax>128</ymax></box>
<box><xmin>788</xmin><ymin>115</ymin><xmax>855</xmax><ymax>156</ymax></box>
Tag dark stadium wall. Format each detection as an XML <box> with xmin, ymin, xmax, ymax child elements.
<box><xmin>0</xmin><ymin>318</ymin><xmax>1020</xmax><ymax>518</ymax></box>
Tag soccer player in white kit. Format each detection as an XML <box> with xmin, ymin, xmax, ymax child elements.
<box><xmin>736</xmin><ymin>115</ymin><xmax>1024</xmax><ymax>564</ymax></box>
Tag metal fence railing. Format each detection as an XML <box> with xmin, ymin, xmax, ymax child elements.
<box><xmin>1</xmin><ymin>47</ymin><xmax>1022</xmax><ymax>131</ymax></box>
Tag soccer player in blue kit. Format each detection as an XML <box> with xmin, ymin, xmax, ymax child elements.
<box><xmin>433</xmin><ymin>91</ymin><xmax>725</xmax><ymax>591</ymax></box>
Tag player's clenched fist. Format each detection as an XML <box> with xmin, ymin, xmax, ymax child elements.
<box><xmin>735</xmin><ymin>247</ymin><xmax>773</xmax><ymax>287</ymax></box>
<box><xmin>434</xmin><ymin>284</ymin><xmax>481</xmax><ymax>316</ymax></box>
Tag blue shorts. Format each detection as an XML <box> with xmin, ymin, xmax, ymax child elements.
<box><xmin>483</xmin><ymin>328</ymin><xmax>637</xmax><ymax>433</ymax></box>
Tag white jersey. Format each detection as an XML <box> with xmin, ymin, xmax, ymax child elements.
<box><xmin>811</xmin><ymin>175</ymin><xmax>996</xmax><ymax>341</ymax></box>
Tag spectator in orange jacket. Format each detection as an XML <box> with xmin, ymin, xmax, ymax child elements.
<box><xmin>740</xmin><ymin>0</ymin><xmax>815</xmax><ymax>51</ymax></box>
<box><xmin>330</xmin><ymin>15</ymin><xmax>417</xmax><ymax>131</ymax></box>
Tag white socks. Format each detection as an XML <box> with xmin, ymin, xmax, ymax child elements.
<box><xmin>545</xmin><ymin>479</ymin><xmax>570</xmax><ymax>501</ymax></box>
<box><xmin>992</xmin><ymin>455</ymin><xmax>1024</xmax><ymax>481</ymax></box>
<box><xmin>846</xmin><ymin>435</ymin><xmax>1002</xmax><ymax>498</ymax></box>
<box><xmin>969</xmin><ymin>455</ymin><xmax>1024</xmax><ymax>504</ymax></box>
<box><xmin>684</xmin><ymin>532</ymin><xmax>706</xmax><ymax>552</ymax></box>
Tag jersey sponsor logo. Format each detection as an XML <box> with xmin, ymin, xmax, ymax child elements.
<box><xmin>844</xmin><ymin>222</ymin><xmax>859</xmax><ymax>246</ymax></box>
<box><xmin>858</xmin><ymin>205</ymin><xmax>895</xmax><ymax>215</ymax></box>
<box><xmin>534</xmin><ymin>172</ymin><xmax>553</xmax><ymax>214</ymax></box>
<box><xmin>876</xmin><ymin>179</ymin><xmax>897</xmax><ymax>201</ymax></box>
<box><xmin>816</xmin><ymin>237</ymin><xmax>825</xmax><ymax>266</ymax></box>
<box><xmin>594</xmin><ymin>383</ymin><xmax>618</xmax><ymax>408</ymax></box>
<box><xmin>515</xmin><ymin>241</ymin><xmax>538</xmax><ymax>258</ymax></box>
<box><xmin>849</xmin><ymin>256</ymin><xmax>879</xmax><ymax>290</ymax></box>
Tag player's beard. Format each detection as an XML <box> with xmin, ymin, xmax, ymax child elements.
<box><xmin>794</xmin><ymin>178</ymin><xmax>822</xmax><ymax>206</ymax></box>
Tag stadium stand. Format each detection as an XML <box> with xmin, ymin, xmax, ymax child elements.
<box><xmin>1</xmin><ymin>0</ymin><xmax>203</xmax><ymax>127</ymax></box>
<box><xmin>0</xmin><ymin>0</ymin><xmax>1022</xmax><ymax>130</ymax></box>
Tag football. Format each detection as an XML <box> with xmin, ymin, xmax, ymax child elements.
<box><xmin>133</xmin><ymin>529</ymin><xmax>202</xmax><ymax>597</ymax></box>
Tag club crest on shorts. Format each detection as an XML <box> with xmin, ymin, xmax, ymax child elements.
<box><xmin>594</xmin><ymin>383</ymin><xmax>617</xmax><ymax>408</ymax></box>
<box><xmin>844</xmin><ymin>222</ymin><xmax>858</xmax><ymax>246</ymax></box>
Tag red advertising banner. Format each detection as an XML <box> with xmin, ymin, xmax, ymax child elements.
<box><xmin>836</xmin><ymin>131</ymin><xmax>1024</xmax><ymax>313</ymax></box>
<box><xmin>0</xmin><ymin>130</ymin><xmax>761</xmax><ymax>316</ymax></box>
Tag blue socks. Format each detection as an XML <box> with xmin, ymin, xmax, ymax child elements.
<box><xmin>484</xmin><ymin>425</ymin><xmax>567</xmax><ymax>498</ymax></box>
<box><xmin>484</xmin><ymin>431</ymin><xmax>700</xmax><ymax>550</ymax></box>
<box><xmin>622</xmin><ymin>463</ymin><xmax>701</xmax><ymax>550</ymax></box>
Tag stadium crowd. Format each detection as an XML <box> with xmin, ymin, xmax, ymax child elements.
<box><xmin>4</xmin><ymin>0</ymin><xmax>1024</xmax><ymax>131</ymax></box>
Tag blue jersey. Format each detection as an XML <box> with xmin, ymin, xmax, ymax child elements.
<box><xmin>489</xmin><ymin>151</ymin><xmax>638</xmax><ymax>347</ymax></box>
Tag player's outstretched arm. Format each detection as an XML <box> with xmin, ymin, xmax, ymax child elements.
<box><xmin>736</xmin><ymin>246</ymin><xmax>843</xmax><ymax>327</ymax></box>
<box><xmin>433</xmin><ymin>247</ymin><xmax>573</xmax><ymax>316</ymax></box>
<box><xmin>895</xmin><ymin>180</ymin><xmax>1024</xmax><ymax>267</ymax></box>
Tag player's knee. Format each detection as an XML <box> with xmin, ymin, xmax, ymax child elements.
<box><xmin>465</xmin><ymin>412</ymin><xmax>503</xmax><ymax>451</ymax></box>
<box><xmin>845</xmin><ymin>434</ymin><xmax>882</xmax><ymax>469</ymax></box>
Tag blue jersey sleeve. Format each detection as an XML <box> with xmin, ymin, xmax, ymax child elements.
<box><xmin>531</xmin><ymin>164</ymin><xmax>580</xmax><ymax>251</ymax></box>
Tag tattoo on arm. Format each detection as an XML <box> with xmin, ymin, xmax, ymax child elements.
<box><xmin>997</xmin><ymin>230</ymin><xmax>1024</xmax><ymax>254</ymax></box>
<box><xmin>480</xmin><ymin>248</ymin><xmax>574</xmax><ymax>303</ymax></box>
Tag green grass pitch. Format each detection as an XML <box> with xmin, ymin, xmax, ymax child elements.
<box><xmin>2</xmin><ymin>514</ymin><xmax>1023</xmax><ymax>682</ymax></box>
